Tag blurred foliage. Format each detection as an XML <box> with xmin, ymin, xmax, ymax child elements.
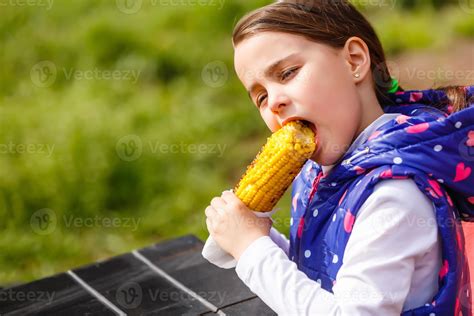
<box><xmin>0</xmin><ymin>0</ymin><xmax>472</xmax><ymax>284</ymax></box>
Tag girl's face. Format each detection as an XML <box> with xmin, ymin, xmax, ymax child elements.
<box><xmin>234</xmin><ymin>31</ymin><xmax>382</xmax><ymax>166</ymax></box>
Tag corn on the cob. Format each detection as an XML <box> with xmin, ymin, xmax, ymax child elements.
<box><xmin>234</xmin><ymin>121</ymin><xmax>317</xmax><ymax>212</ymax></box>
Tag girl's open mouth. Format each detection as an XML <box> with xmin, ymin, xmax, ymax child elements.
<box><xmin>301</xmin><ymin>120</ymin><xmax>318</xmax><ymax>138</ymax></box>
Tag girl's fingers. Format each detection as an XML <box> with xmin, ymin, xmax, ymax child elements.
<box><xmin>205</xmin><ymin>205</ymin><xmax>216</xmax><ymax>218</ymax></box>
<box><xmin>210</xmin><ymin>197</ymin><xmax>227</xmax><ymax>210</ymax></box>
<box><xmin>221</xmin><ymin>190</ymin><xmax>244</xmax><ymax>205</ymax></box>
<box><xmin>205</xmin><ymin>217</ymin><xmax>213</xmax><ymax>231</ymax></box>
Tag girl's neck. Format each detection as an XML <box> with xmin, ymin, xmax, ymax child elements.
<box><xmin>354</xmin><ymin>83</ymin><xmax>385</xmax><ymax>141</ymax></box>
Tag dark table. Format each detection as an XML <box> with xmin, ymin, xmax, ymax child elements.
<box><xmin>0</xmin><ymin>235</ymin><xmax>276</xmax><ymax>315</ymax></box>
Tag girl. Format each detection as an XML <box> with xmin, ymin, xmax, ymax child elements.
<box><xmin>204</xmin><ymin>1</ymin><xmax>473</xmax><ymax>315</ymax></box>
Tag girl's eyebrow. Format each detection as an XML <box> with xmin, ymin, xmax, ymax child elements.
<box><xmin>247</xmin><ymin>53</ymin><xmax>299</xmax><ymax>99</ymax></box>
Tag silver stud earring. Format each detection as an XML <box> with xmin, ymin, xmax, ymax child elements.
<box><xmin>354</xmin><ymin>73</ymin><xmax>360</xmax><ymax>78</ymax></box>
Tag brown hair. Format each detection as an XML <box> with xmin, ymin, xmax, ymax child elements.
<box><xmin>232</xmin><ymin>0</ymin><xmax>470</xmax><ymax>112</ymax></box>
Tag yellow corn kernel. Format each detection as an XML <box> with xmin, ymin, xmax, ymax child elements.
<box><xmin>234</xmin><ymin>121</ymin><xmax>316</xmax><ymax>212</ymax></box>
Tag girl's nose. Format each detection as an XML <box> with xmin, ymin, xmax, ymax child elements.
<box><xmin>268</xmin><ymin>91</ymin><xmax>290</xmax><ymax>114</ymax></box>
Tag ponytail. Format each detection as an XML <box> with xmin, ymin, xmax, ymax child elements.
<box><xmin>386</xmin><ymin>79</ymin><xmax>471</xmax><ymax>114</ymax></box>
<box><xmin>437</xmin><ymin>85</ymin><xmax>471</xmax><ymax>113</ymax></box>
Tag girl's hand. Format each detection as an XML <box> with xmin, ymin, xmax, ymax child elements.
<box><xmin>205</xmin><ymin>190</ymin><xmax>273</xmax><ymax>261</ymax></box>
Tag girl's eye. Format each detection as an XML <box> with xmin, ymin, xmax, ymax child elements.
<box><xmin>280</xmin><ymin>67</ymin><xmax>299</xmax><ymax>81</ymax></box>
<box><xmin>257</xmin><ymin>94</ymin><xmax>267</xmax><ymax>107</ymax></box>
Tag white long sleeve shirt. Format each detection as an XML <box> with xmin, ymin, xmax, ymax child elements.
<box><xmin>234</xmin><ymin>114</ymin><xmax>442</xmax><ymax>315</ymax></box>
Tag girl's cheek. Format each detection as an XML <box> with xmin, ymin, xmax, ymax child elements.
<box><xmin>261</xmin><ymin>111</ymin><xmax>278</xmax><ymax>132</ymax></box>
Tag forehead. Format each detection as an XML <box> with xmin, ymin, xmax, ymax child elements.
<box><xmin>233</xmin><ymin>32</ymin><xmax>335</xmax><ymax>87</ymax></box>
<box><xmin>234</xmin><ymin>32</ymin><xmax>308</xmax><ymax>78</ymax></box>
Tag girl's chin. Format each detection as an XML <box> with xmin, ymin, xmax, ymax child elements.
<box><xmin>309</xmin><ymin>146</ymin><xmax>323</xmax><ymax>164</ymax></box>
<box><xmin>309</xmin><ymin>146</ymin><xmax>340</xmax><ymax>166</ymax></box>
<box><xmin>309</xmin><ymin>134</ymin><xmax>324</xmax><ymax>163</ymax></box>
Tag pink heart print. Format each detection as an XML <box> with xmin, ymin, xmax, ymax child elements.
<box><xmin>368</xmin><ymin>130</ymin><xmax>382</xmax><ymax>141</ymax></box>
<box><xmin>354</xmin><ymin>166</ymin><xmax>365</xmax><ymax>175</ymax></box>
<box><xmin>453</xmin><ymin>162</ymin><xmax>471</xmax><ymax>182</ymax></box>
<box><xmin>409</xmin><ymin>92</ymin><xmax>423</xmax><ymax>102</ymax></box>
<box><xmin>406</xmin><ymin>122</ymin><xmax>430</xmax><ymax>134</ymax></box>
<box><xmin>467</xmin><ymin>130</ymin><xmax>474</xmax><ymax>147</ymax></box>
<box><xmin>343</xmin><ymin>210</ymin><xmax>355</xmax><ymax>233</ymax></box>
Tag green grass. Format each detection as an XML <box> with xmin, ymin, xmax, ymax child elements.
<box><xmin>0</xmin><ymin>0</ymin><xmax>472</xmax><ymax>285</ymax></box>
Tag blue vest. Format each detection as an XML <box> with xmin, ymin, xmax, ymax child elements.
<box><xmin>289</xmin><ymin>86</ymin><xmax>473</xmax><ymax>315</ymax></box>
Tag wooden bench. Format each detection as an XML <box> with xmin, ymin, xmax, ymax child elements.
<box><xmin>2</xmin><ymin>225</ymin><xmax>472</xmax><ymax>315</ymax></box>
<box><xmin>0</xmin><ymin>235</ymin><xmax>276</xmax><ymax>315</ymax></box>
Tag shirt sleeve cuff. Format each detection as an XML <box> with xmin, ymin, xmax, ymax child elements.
<box><xmin>269</xmin><ymin>227</ymin><xmax>290</xmax><ymax>255</ymax></box>
<box><xmin>235</xmin><ymin>235</ymin><xmax>277</xmax><ymax>282</ymax></box>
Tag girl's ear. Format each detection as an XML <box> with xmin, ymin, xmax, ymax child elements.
<box><xmin>343</xmin><ymin>36</ymin><xmax>371</xmax><ymax>83</ymax></box>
